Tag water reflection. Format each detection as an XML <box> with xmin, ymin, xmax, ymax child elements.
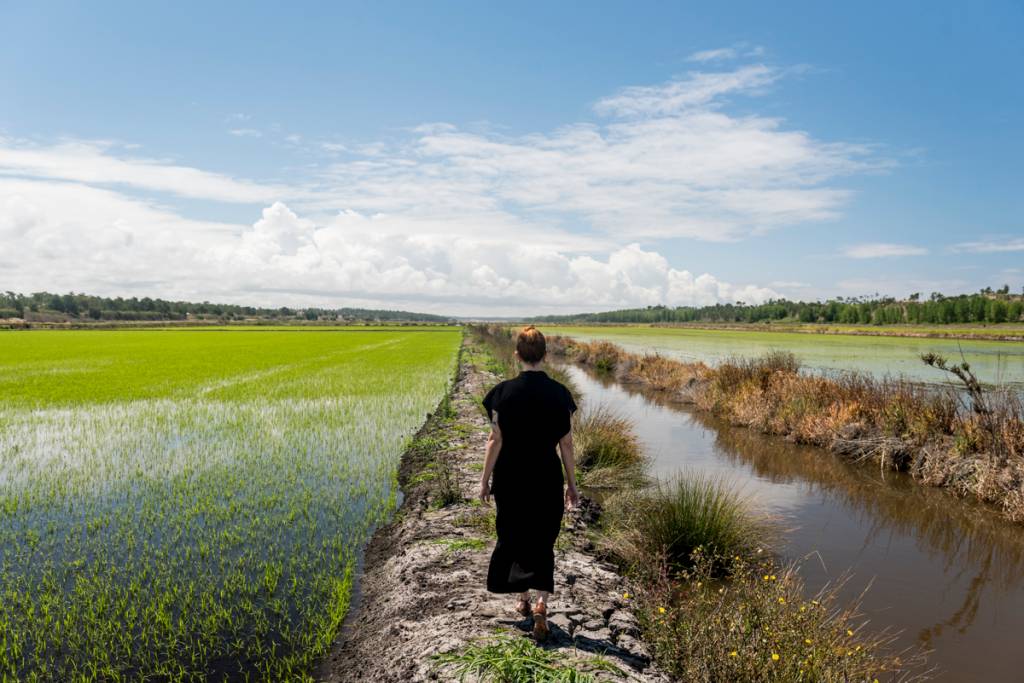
<box><xmin>565</xmin><ymin>364</ymin><xmax>1024</xmax><ymax>682</ymax></box>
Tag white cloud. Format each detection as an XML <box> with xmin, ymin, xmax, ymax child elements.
<box><xmin>842</xmin><ymin>242</ymin><xmax>928</xmax><ymax>258</ymax></box>
<box><xmin>228</xmin><ymin>128</ymin><xmax>263</xmax><ymax>138</ymax></box>
<box><xmin>0</xmin><ymin>139</ymin><xmax>286</xmax><ymax>202</ymax></box>
<box><xmin>594</xmin><ymin>65</ymin><xmax>779</xmax><ymax>116</ymax></box>
<box><xmin>688</xmin><ymin>47</ymin><xmax>738</xmax><ymax>63</ymax></box>
<box><xmin>952</xmin><ymin>238</ymin><xmax>1024</xmax><ymax>253</ymax></box>
<box><xmin>1</xmin><ymin>58</ymin><xmax>890</xmax><ymax>313</ymax></box>
<box><xmin>200</xmin><ymin>203</ymin><xmax>781</xmax><ymax>313</ymax></box>
<box><xmin>0</xmin><ymin>181</ymin><xmax>778</xmax><ymax>314</ymax></box>
<box><xmin>313</xmin><ymin>65</ymin><xmax>881</xmax><ymax>243</ymax></box>
<box><xmin>688</xmin><ymin>45</ymin><xmax>765</xmax><ymax>63</ymax></box>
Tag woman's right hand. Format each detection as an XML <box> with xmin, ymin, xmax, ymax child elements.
<box><xmin>479</xmin><ymin>478</ymin><xmax>491</xmax><ymax>504</ymax></box>
<box><xmin>564</xmin><ymin>483</ymin><xmax>579</xmax><ymax>510</ymax></box>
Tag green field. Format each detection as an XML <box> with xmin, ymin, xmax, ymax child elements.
<box><xmin>0</xmin><ymin>327</ymin><xmax>461</xmax><ymax>681</ymax></box>
<box><xmin>668</xmin><ymin>321</ymin><xmax>1024</xmax><ymax>339</ymax></box>
<box><xmin>541</xmin><ymin>324</ymin><xmax>1024</xmax><ymax>387</ymax></box>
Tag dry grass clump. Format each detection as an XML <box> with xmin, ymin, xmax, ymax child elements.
<box><xmin>550</xmin><ymin>336</ymin><xmax>622</xmax><ymax>372</ymax></box>
<box><xmin>572</xmin><ymin>339</ymin><xmax>622</xmax><ymax>372</ymax></box>
<box><xmin>634</xmin><ymin>550</ymin><xmax>929</xmax><ymax>683</ymax></box>
<box><xmin>548</xmin><ymin>336</ymin><xmax>709</xmax><ymax>397</ymax></box>
<box><xmin>571</xmin><ymin>404</ymin><xmax>646</xmax><ymax>490</ymax></box>
<box><xmin>627</xmin><ymin>353</ymin><xmax>709</xmax><ymax>392</ymax></box>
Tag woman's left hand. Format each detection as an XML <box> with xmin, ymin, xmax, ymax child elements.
<box><xmin>564</xmin><ymin>484</ymin><xmax>579</xmax><ymax>510</ymax></box>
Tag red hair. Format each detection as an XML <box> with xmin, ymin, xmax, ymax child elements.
<box><xmin>516</xmin><ymin>325</ymin><xmax>546</xmax><ymax>363</ymax></box>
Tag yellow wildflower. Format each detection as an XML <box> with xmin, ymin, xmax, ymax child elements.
<box><xmin>729</xmin><ymin>650</ymin><xmax>738</xmax><ymax>657</ymax></box>
<box><xmin>771</xmin><ymin>653</ymin><xmax>780</xmax><ymax>662</ymax></box>
<box><xmin>623</xmin><ymin>592</ymin><xmax>631</xmax><ymax>600</ymax></box>
<box><xmin>658</xmin><ymin>606</ymin><xmax>666</xmax><ymax>614</ymax></box>
<box><xmin>847</xmin><ymin>629</ymin><xmax>854</xmax><ymax>636</ymax></box>
<box><xmin>805</xmin><ymin>639</ymin><xmax>812</xmax><ymax>645</ymax></box>
<box><xmin>778</xmin><ymin>597</ymin><xmax>786</xmax><ymax>604</ymax></box>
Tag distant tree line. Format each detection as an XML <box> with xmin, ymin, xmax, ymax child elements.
<box><xmin>0</xmin><ymin>291</ymin><xmax>452</xmax><ymax>323</ymax></box>
<box><xmin>533</xmin><ymin>286</ymin><xmax>1024</xmax><ymax>326</ymax></box>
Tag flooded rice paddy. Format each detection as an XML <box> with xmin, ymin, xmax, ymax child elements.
<box><xmin>545</xmin><ymin>325</ymin><xmax>1024</xmax><ymax>388</ymax></box>
<box><xmin>567</xmin><ymin>365</ymin><xmax>1024</xmax><ymax>682</ymax></box>
<box><xmin>0</xmin><ymin>327</ymin><xmax>461</xmax><ymax>681</ymax></box>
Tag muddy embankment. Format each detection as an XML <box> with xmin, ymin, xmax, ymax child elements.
<box><xmin>317</xmin><ymin>336</ymin><xmax>667</xmax><ymax>683</ymax></box>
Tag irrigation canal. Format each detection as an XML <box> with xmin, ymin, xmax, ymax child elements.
<box><xmin>565</xmin><ymin>364</ymin><xmax>1024</xmax><ymax>682</ymax></box>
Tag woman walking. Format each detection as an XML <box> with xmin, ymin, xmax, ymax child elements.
<box><xmin>479</xmin><ymin>325</ymin><xmax>579</xmax><ymax>641</ymax></box>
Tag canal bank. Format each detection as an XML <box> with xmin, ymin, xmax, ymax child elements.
<box><xmin>317</xmin><ymin>334</ymin><xmax>668</xmax><ymax>682</ymax></box>
<box><xmin>562</xmin><ymin>359</ymin><xmax>1024</xmax><ymax>682</ymax></box>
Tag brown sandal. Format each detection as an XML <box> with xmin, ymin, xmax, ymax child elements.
<box><xmin>515</xmin><ymin>598</ymin><xmax>532</xmax><ymax>617</ymax></box>
<box><xmin>532</xmin><ymin>603</ymin><xmax>549</xmax><ymax>642</ymax></box>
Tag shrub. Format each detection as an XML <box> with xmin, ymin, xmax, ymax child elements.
<box><xmin>635</xmin><ymin>550</ymin><xmax>928</xmax><ymax>683</ymax></box>
<box><xmin>601</xmin><ymin>473</ymin><xmax>765</xmax><ymax>573</ymax></box>
<box><xmin>571</xmin><ymin>405</ymin><xmax>645</xmax><ymax>489</ymax></box>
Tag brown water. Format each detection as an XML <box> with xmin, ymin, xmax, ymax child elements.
<box><xmin>565</xmin><ymin>365</ymin><xmax>1024</xmax><ymax>683</ymax></box>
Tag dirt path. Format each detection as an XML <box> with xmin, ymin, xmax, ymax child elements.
<box><xmin>316</xmin><ymin>337</ymin><xmax>668</xmax><ymax>682</ymax></box>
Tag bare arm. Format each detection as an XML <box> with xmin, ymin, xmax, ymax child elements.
<box><xmin>559</xmin><ymin>431</ymin><xmax>579</xmax><ymax>509</ymax></box>
<box><xmin>479</xmin><ymin>412</ymin><xmax>501</xmax><ymax>503</ymax></box>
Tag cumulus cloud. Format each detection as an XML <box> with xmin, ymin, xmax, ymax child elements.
<box><xmin>0</xmin><ymin>184</ymin><xmax>778</xmax><ymax>314</ymax></box>
<box><xmin>842</xmin><ymin>242</ymin><xmax>928</xmax><ymax>258</ymax></box>
<box><xmin>204</xmin><ymin>203</ymin><xmax>780</xmax><ymax>312</ymax></box>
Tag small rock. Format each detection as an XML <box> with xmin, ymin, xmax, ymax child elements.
<box><xmin>608</xmin><ymin>611</ymin><xmax>640</xmax><ymax>637</ymax></box>
<box><xmin>616</xmin><ymin>635</ymin><xmax>652</xmax><ymax>661</ymax></box>
<box><xmin>574</xmin><ymin>627</ymin><xmax>613</xmax><ymax>644</ymax></box>
<box><xmin>547</xmin><ymin>613</ymin><xmax>572</xmax><ymax>632</ymax></box>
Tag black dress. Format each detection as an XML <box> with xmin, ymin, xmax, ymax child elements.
<box><xmin>482</xmin><ymin>370</ymin><xmax>577</xmax><ymax>594</ymax></box>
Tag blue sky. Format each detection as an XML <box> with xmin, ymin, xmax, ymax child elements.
<box><xmin>1</xmin><ymin>1</ymin><xmax>1021</xmax><ymax>315</ymax></box>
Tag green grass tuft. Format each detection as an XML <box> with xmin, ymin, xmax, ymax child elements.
<box><xmin>431</xmin><ymin>634</ymin><xmax>622</xmax><ymax>682</ymax></box>
<box><xmin>431</xmin><ymin>537</ymin><xmax>489</xmax><ymax>552</ymax></box>
<box><xmin>601</xmin><ymin>473</ymin><xmax>765</xmax><ymax>573</ymax></box>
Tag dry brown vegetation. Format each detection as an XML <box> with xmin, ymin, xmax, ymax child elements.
<box><xmin>547</xmin><ymin>335</ymin><xmax>1024</xmax><ymax>523</ymax></box>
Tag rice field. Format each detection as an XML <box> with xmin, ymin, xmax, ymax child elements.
<box><xmin>541</xmin><ymin>324</ymin><xmax>1024</xmax><ymax>387</ymax></box>
<box><xmin>0</xmin><ymin>327</ymin><xmax>461</xmax><ymax>681</ymax></box>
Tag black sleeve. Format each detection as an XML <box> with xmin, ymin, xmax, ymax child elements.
<box><xmin>482</xmin><ymin>382</ymin><xmax>501</xmax><ymax>422</ymax></box>
<box><xmin>565</xmin><ymin>386</ymin><xmax>578</xmax><ymax>415</ymax></box>
<box><xmin>558</xmin><ymin>384</ymin><xmax>577</xmax><ymax>439</ymax></box>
